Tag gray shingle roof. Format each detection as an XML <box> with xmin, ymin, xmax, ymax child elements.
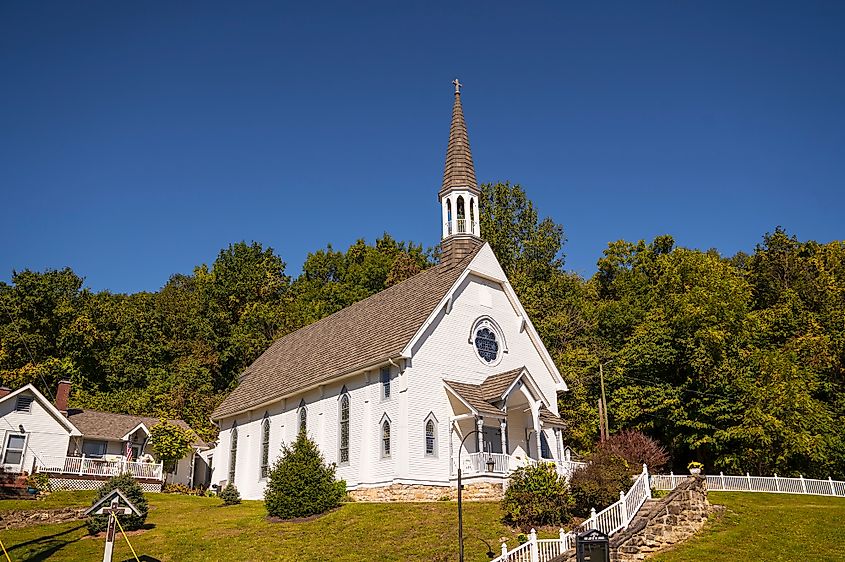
<box><xmin>446</xmin><ymin>368</ymin><xmax>567</xmax><ymax>428</ymax></box>
<box><xmin>440</xmin><ymin>90</ymin><xmax>478</xmax><ymax>196</ymax></box>
<box><xmin>211</xmin><ymin>246</ymin><xmax>483</xmax><ymax>420</ymax></box>
<box><xmin>66</xmin><ymin>409</ymin><xmax>205</xmax><ymax>447</ymax></box>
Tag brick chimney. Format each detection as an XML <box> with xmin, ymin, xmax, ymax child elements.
<box><xmin>0</xmin><ymin>387</ymin><xmax>10</xmax><ymax>398</ymax></box>
<box><xmin>55</xmin><ymin>380</ymin><xmax>71</xmax><ymax>415</ymax></box>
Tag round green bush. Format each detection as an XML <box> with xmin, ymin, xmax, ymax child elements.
<box><xmin>86</xmin><ymin>473</ymin><xmax>148</xmax><ymax>535</ymax></box>
<box><xmin>264</xmin><ymin>431</ymin><xmax>345</xmax><ymax>519</ymax></box>
<box><xmin>569</xmin><ymin>449</ymin><xmax>632</xmax><ymax>517</ymax></box>
<box><xmin>502</xmin><ymin>462</ymin><xmax>574</xmax><ymax>530</ymax></box>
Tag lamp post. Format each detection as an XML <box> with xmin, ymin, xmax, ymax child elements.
<box><xmin>457</xmin><ymin>430</ymin><xmax>496</xmax><ymax>562</ymax></box>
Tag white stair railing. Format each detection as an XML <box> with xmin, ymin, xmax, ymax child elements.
<box><xmin>494</xmin><ymin>464</ymin><xmax>651</xmax><ymax>562</ymax></box>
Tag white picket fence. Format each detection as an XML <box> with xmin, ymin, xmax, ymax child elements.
<box><xmin>493</xmin><ymin>464</ymin><xmax>652</xmax><ymax>562</ymax></box>
<box><xmin>652</xmin><ymin>472</ymin><xmax>845</xmax><ymax>497</ymax></box>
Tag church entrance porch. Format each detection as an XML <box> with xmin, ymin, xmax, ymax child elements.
<box><xmin>444</xmin><ymin>368</ymin><xmax>582</xmax><ymax>482</ymax></box>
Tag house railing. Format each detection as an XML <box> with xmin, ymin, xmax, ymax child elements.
<box><xmin>652</xmin><ymin>472</ymin><xmax>845</xmax><ymax>497</ymax></box>
<box><xmin>452</xmin><ymin>453</ymin><xmax>587</xmax><ymax>479</ymax></box>
<box><xmin>35</xmin><ymin>455</ymin><xmax>164</xmax><ymax>481</ymax></box>
<box><xmin>493</xmin><ymin>464</ymin><xmax>651</xmax><ymax>562</ymax></box>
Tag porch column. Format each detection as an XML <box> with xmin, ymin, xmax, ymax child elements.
<box><xmin>554</xmin><ymin>428</ymin><xmax>562</xmax><ymax>461</ymax></box>
<box><xmin>499</xmin><ymin>419</ymin><xmax>507</xmax><ymax>455</ymax></box>
<box><xmin>476</xmin><ymin>417</ymin><xmax>484</xmax><ymax>453</ymax></box>
<box><xmin>531</xmin><ymin>403</ymin><xmax>541</xmax><ymax>459</ymax></box>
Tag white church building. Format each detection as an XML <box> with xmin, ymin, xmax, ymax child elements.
<box><xmin>210</xmin><ymin>82</ymin><xmax>577</xmax><ymax>501</ymax></box>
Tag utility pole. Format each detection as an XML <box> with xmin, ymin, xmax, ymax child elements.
<box><xmin>597</xmin><ymin>398</ymin><xmax>606</xmax><ymax>442</ymax></box>
<box><xmin>599</xmin><ymin>362</ymin><xmax>608</xmax><ymax>441</ymax></box>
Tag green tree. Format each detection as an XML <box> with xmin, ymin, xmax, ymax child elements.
<box><xmin>150</xmin><ymin>421</ymin><xmax>194</xmax><ymax>479</ymax></box>
<box><xmin>264</xmin><ymin>431</ymin><xmax>346</xmax><ymax>519</ymax></box>
<box><xmin>86</xmin><ymin>473</ymin><xmax>148</xmax><ymax>534</ymax></box>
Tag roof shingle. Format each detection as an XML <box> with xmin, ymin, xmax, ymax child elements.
<box><xmin>211</xmin><ymin>246</ymin><xmax>483</xmax><ymax>420</ymax></box>
<box><xmin>67</xmin><ymin>409</ymin><xmax>205</xmax><ymax>446</ymax></box>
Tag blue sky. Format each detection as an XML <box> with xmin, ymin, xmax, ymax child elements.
<box><xmin>2</xmin><ymin>1</ymin><xmax>843</xmax><ymax>293</ymax></box>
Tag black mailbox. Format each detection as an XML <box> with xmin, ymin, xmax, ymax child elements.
<box><xmin>576</xmin><ymin>529</ymin><xmax>610</xmax><ymax>562</ymax></box>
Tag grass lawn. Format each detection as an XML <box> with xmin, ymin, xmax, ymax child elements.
<box><xmin>652</xmin><ymin>492</ymin><xmax>845</xmax><ymax>562</ymax></box>
<box><xmin>0</xmin><ymin>493</ymin><xmax>523</xmax><ymax>561</ymax></box>
<box><xmin>4</xmin><ymin>491</ymin><xmax>844</xmax><ymax>561</ymax></box>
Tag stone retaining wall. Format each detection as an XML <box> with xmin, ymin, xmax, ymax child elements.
<box><xmin>610</xmin><ymin>475</ymin><xmax>710</xmax><ymax>561</ymax></box>
<box><xmin>0</xmin><ymin>507</ymin><xmax>87</xmax><ymax>529</ymax></box>
<box><xmin>348</xmin><ymin>481</ymin><xmax>503</xmax><ymax>502</ymax></box>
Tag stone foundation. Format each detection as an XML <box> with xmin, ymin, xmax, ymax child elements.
<box><xmin>348</xmin><ymin>481</ymin><xmax>504</xmax><ymax>502</ymax></box>
<box><xmin>0</xmin><ymin>507</ymin><xmax>87</xmax><ymax>529</ymax></box>
<box><xmin>610</xmin><ymin>475</ymin><xmax>710</xmax><ymax>561</ymax></box>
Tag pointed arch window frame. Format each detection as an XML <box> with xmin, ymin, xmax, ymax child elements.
<box><xmin>338</xmin><ymin>387</ymin><xmax>350</xmax><ymax>465</ymax></box>
<box><xmin>228</xmin><ymin>421</ymin><xmax>238</xmax><ymax>484</ymax></box>
<box><xmin>259</xmin><ymin>413</ymin><xmax>271</xmax><ymax>479</ymax></box>
<box><xmin>424</xmin><ymin>412</ymin><xmax>438</xmax><ymax>458</ymax></box>
<box><xmin>298</xmin><ymin>400</ymin><xmax>308</xmax><ymax>435</ymax></box>
<box><xmin>379</xmin><ymin>414</ymin><xmax>392</xmax><ymax>459</ymax></box>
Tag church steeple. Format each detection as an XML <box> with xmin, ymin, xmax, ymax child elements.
<box><xmin>439</xmin><ymin>79</ymin><xmax>483</xmax><ymax>267</ymax></box>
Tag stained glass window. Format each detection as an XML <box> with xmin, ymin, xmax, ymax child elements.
<box><xmin>228</xmin><ymin>424</ymin><xmax>238</xmax><ymax>484</ymax></box>
<box><xmin>339</xmin><ymin>395</ymin><xmax>350</xmax><ymax>463</ymax></box>
<box><xmin>474</xmin><ymin>326</ymin><xmax>499</xmax><ymax>363</ymax></box>
<box><xmin>425</xmin><ymin>419</ymin><xmax>436</xmax><ymax>456</ymax></box>
<box><xmin>299</xmin><ymin>406</ymin><xmax>307</xmax><ymax>434</ymax></box>
<box><xmin>382</xmin><ymin>419</ymin><xmax>391</xmax><ymax>458</ymax></box>
<box><xmin>260</xmin><ymin>417</ymin><xmax>270</xmax><ymax>478</ymax></box>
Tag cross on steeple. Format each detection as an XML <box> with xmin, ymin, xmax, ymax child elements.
<box><xmin>453</xmin><ymin>78</ymin><xmax>462</xmax><ymax>94</ymax></box>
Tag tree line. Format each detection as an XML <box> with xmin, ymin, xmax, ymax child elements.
<box><xmin>1</xmin><ymin>182</ymin><xmax>842</xmax><ymax>478</ymax></box>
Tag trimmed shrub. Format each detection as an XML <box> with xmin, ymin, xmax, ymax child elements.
<box><xmin>502</xmin><ymin>462</ymin><xmax>574</xmax><ymax>530</ymax></box>
<box><xmin>86</xmin><ymin>473</ymin><xmax>148</xmax><ymax>535</ymax></box>
<box><xmin>219</xmin><ymin>483</ymin><xmax>241</xmax><ymax>505</ymax></box>
<box><xmin>569</xmin><ymin>450</ymin><xmax>632</xmax><ymax>517</ymax></box>
<box><xmin>600</xmin><ymin>430</ymin><xmax>669</xmax><ymax>473</ymax></box>
<box><xmin>264</xmin><ymin>431</ymin><xmax>346</xmax><ymax>519</ymax></box>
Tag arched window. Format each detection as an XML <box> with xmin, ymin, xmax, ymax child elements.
<box><xmin>425</xmin><ymin>417</ymin><xmax>437</xmax><ymax>457</ymax></box>
<box><xmin>456</xmin><ymin>196</ymin><xmax>466</xmax><ymax>233</ymax></box>
<box><xmin>469</xmin><ymin>199</ymin><xmax>475</xmax><ymax>234</ymax></box>
<box><xmin>260</xmin><ymin>415</ymin><xmax>270</xmax><ymax>478</ymax></box>
<box><xmin>298</xmin><ymin>403</ymin><xmax>307</xmax><ymax>434</ymax></box>
<box><xmin>447</xmin><ymin>199</ymin><xmax>453</xmax><ymax>235</ymax></box>
<box><xmin>339</xmin><ymin>394</ymin><xmax>350</xmax><ymax>464</ymax></box>
<box><xmin>228</xmin><ymin>423</ymin><xmax>238</xmax><ymax>484</ymax></box>
<box><xmin>381</xmin><ymin>418</ymin><xmax>391</xmax><ymax>458</ymax></box>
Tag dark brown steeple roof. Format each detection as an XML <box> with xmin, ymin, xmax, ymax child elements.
<box><xmin>440</xmin><ymin>81</ymin><xmax>478</xmax><ymax>197</ymax></box>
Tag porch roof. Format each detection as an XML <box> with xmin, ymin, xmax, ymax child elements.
<box><xmin>539</xmin><ymin>406</ymin><xmax>567</xmax><ymax>428</ymax></box>
<box><xmin>444</xmin><ymin>381</ymin><xmax>505</xmax><ymax>418</ymax></box>
<box><xmin>67</xmin><ymin>410</ymin><xmax>206</xmax><ymax>447</ymax></box>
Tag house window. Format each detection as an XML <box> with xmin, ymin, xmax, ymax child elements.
<box><xmin>260</xmin><ymin>416</ymin><xmax>270</xmax><ymax>479</ymax></box>
<box><xmin>228</xmin><ymin>424</ymin><xmax>238</xmax><ymax>484</ymax></box>
<box><xmin>15</xmin><ymin>396</ymin><xmax>33</xmax><ymax>413</ymax></box>
<box><xmin>380</xmin><ymin>367</ymin><xmax>391</xmax><ymax>400</ymax></box>
<box><xmin>2</xmin><ymin>434</ymin><xmax>25</xmax><ymax>465</ymax></box>
<box><xmin>540</xmin><ymin>432</ymin><xmax>553</xmax><ymax>459</ymax></box>
<box><xmin>82</xmin><ymin>440</ymin><xmax>107</xmax><ymax>458</ymax></box>
<box><xmin>339</xmin><ymin>394</ymin><xmax>350</xmax><ymax>464</ymax></box>
<box><xmin>298</xmin><ymin>405</ymin><xmax>307</xmax><ymax>434</ymax></box>
<box><xmin>425</xmin><ymin>419</ymin><xmax>437</xmax><ymax>457</ymax></box>
<box><xmin>381</xmin><ymin>418</ymin><xmax>391</xmax><ymax>458</ymax></box>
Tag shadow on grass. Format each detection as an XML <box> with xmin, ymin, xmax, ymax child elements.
<box><xmin>120</xmin><ymin>556</ymin><xmax>160</xmax><ymax>562</ymax></box>
<box><xmin>5</xmin><ymin>522</ymin><xmax>86</xmax><ymax>561</ymax></box>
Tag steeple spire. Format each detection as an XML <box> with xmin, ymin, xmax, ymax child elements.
<box><xmin>438</xmin><ymin>79</ymin><xmax>483</xmax><ymax>267</ymax></box>
<box><xmin>440</xmin><ymin>78</ymin><xmax>478</xmax><ymax>197</ymax></box>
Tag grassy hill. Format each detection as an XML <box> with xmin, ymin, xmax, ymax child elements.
<box><xmin>1</xmin><ymin>491</ymin><xmax>844</xmax><ymax>561</ymax></box>
<box><xmin>653</xmin><ymin>492</ymin><xmax>845</xmax><ymax>561</ymax></box>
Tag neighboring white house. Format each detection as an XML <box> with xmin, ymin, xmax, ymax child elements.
<box><xmin>0</xmin><ymin>382</ymin><xmax>208</xmax><ymax>492</ymax></box>
<box><xmin>210</xmin><ymin>84</ymin><xmax>576</xmax><ymax>501</ymax></box>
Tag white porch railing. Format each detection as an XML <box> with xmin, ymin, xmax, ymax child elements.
<box><xmin>494</xmin><ymin>464</ymin><xmax>651</xmax><ymax>562</ymax></box>
<box><xmin>452</xmin><ymin>453</ymin><xmax>587</xmax><ymax>479</ymax></box>
<box><xmin>35</xmin><ymin>455</ymin><xmax>164</xmax><ymax>481</ymax></box>
<box><xmin>652</xmin><ymin>472</ymin><xmax>845</xmax><ymax>497</ymax></box>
